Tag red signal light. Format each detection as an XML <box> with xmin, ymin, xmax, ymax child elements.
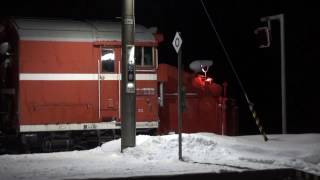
<box><xmin>193</xmin><ymin>74</ymin><xmax>213</xmax><ymax>87</ymax></box>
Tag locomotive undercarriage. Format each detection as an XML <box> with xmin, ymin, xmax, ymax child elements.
<box><xmin>20</xmin><ymin>130</ymin><xmax>120</xmax><ymax>153</ymax></box>
<box><xmin>0</xmin><ymin>128</ymin><xmax>156</xmax><ymax>154</ymax></box>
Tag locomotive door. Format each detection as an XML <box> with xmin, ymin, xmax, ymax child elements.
<box><xmin>99</xmin><ymin>47</ymin><xmax>121</xmax><ymax>122</ymax></box>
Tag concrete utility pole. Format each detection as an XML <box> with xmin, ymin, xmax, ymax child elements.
<box><xmin>121</xmin><ymin>0</ymin><xmax>136</xmax><ymax>152</ymax></box>
<box><xmin>261</xmin><ymin>14</ymin><xmax>287</xmax><ymax>134</ymax></box>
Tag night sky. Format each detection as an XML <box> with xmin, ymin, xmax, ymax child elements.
<box><xmin>1</xmin><ymin>0</ymin><xmax>319</xmax><ymax>134</ymax></box>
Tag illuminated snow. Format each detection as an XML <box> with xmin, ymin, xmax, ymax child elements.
<box><xmin>0</xmin><ymin>133</ymin><xmax>319</xmax><ymax>180</ymax></box>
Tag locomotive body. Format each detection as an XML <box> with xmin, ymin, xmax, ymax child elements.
<box><xmin>1</xmin><ymin>18</ymin><xmax>160</xmax><ymax>151</ymax></box>
<box><xmin>0</xmin><ymin>18</ymin><xmax>238</xmax><ymax>152</ymax></box>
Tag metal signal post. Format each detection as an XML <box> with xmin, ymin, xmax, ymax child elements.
<box><xmin>121</xmin><ymin>0</ymin><xmax>136</xmax><ymax>152</ymax></box>
<box><xmin>178</xmin><ymin>46</ymin><xmax>182</xmax><ymax>160</ymax></box>
<box><xmin>172</xmin><ymin>32</ymin><xmax>183</xmax><ymax>160</ymax></box>
<box><xmin>261</xmin><ymin>14</ymin><xmax>287</xmax><ymax>134</ymax></box>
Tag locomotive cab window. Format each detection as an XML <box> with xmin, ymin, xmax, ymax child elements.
<box><xmin>144</xmin><ymin>47</ymin><xmax>153</xmax><ymax>66</ymax></box>
<box><xmin>135</xmin><ymin>46</ymin><xmax>154</xmax><ymax>68</ymax></box>
<box><xmin>101</xmin><ymin>48</ymin><xmax>115</xmax><ymax>73</ymax></box>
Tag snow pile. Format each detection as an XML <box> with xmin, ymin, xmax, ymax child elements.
<box><xmin>95</xmin><ymin>133</ymin><xmax>320</xmax><ymax>173</ymax></box>
<box><xmin>0</xmin><ymin>133</ymin><xmax>320</xmax><ymax>180</ymax></box>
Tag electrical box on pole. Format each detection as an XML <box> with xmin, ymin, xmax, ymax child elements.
<box><xmin>121</xmin><ymin>0</ymin><xmax>136</xmax><ymax>152</ymax></box>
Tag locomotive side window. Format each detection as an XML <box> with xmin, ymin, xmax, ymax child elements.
<box><xmin>101</xmin><ymin>48</ymin><xmax>115</xmax><ymax>73</ymax></box>
<box><xmin>135</xmin><ymin>46</ymin><xmax>154</xmax><ymax>67</ymax></box>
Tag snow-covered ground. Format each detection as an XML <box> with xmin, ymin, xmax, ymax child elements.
<box><xmin>0</xmin><ymin>133</ymin><xmax>319</xmax><ymax>180</ymax></box>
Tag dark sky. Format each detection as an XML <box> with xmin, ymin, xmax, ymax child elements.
<box><xmin>1</xmin><ymin>0</ymin><xmax>320</xmax><ymax>134</ymax></box>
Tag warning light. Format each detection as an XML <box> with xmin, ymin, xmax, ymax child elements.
<box><xmin>205</xmin><ymin>77</ymin><xmax>213</xmax><ymax>84</ymax></box>
<box><xmin>126</xmin><ymin>82</ymin><xmax>135</xmax><ymax>93</ymax></box>
<box><xmin>193</xmin><ymin>74</ymin><xmax>213</xmax><ymax>87</ymax></box>
<box><xmin>127</xmin><ymin>82</ymin><xmax>134</xmax><ymax>88</ymax></box>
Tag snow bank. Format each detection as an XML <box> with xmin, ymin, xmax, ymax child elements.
<box><xmin>0</xmin><ymin>133</ymin><xmax>319</xmax><ymax>180</ymax></box>
<box><xmin>94</xmin><ymin>133</ymin><xmax>320</xmax><ymax>173</ymax></box>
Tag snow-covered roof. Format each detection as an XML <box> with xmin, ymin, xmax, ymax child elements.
<box><xmin>12</xmin><ymin>18</ymin><xmax>156</xmax><ymax>42</ymax></box>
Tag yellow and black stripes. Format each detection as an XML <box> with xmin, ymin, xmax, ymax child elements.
<box><xmin>249</xmin><ymin>103</ymin><xmax>268</xmax><ymax>141</ymax></box>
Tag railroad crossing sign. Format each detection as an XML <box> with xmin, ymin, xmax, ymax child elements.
<box><xmin>172</xmin><ymin>32</ymin><xmax>182</xmax><ymax>53</ymax></box>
